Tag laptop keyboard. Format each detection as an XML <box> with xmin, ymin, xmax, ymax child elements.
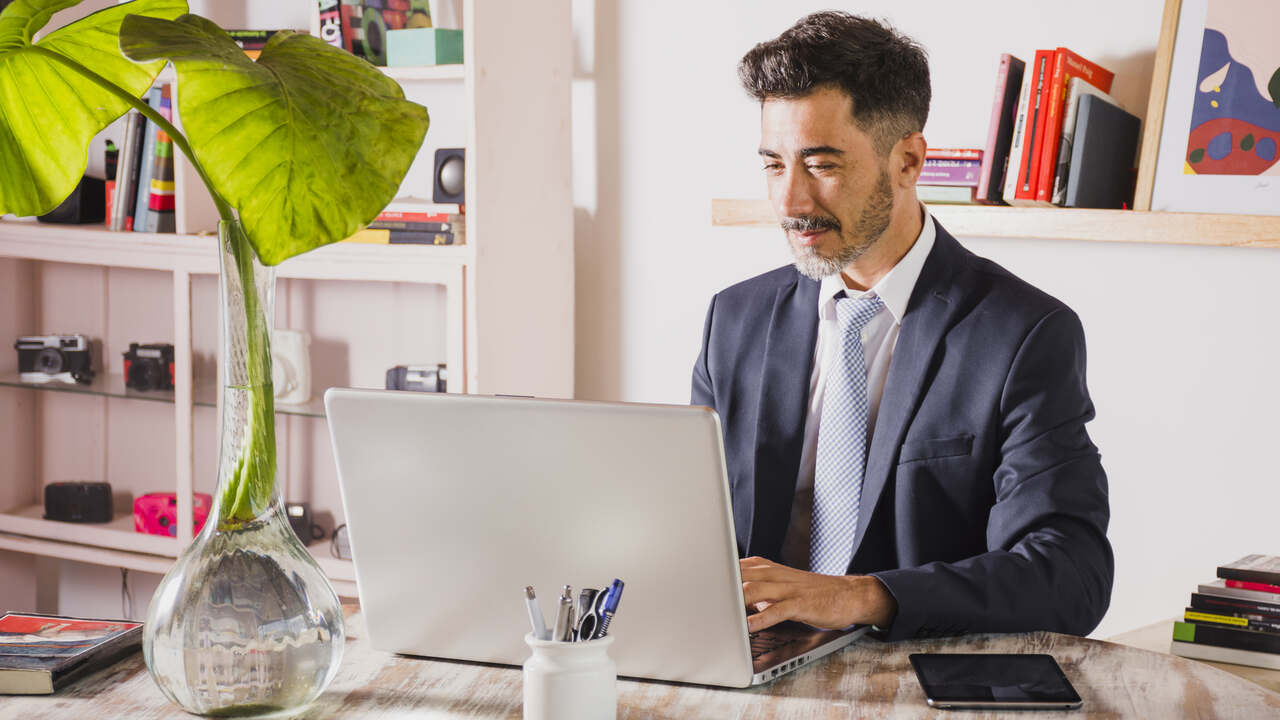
<box><xmin>749</xmin><ymin>630</ymin><xmax>798</xmax><ymax>660</ymax></box>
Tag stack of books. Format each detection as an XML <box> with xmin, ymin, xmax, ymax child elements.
<box><xmin>1171</xmin><ymin>554</ymin><xmax>1280</xmax><ymax>669</ymax></box>
<box><xmin>917</xmin><ymin>148</ymin><xmax>982</xmax><ymax>205</ymax></box>
<box><xmin>342</xmin><ymin>197</ymin><xmax>465</xmax><ymax>246</ymax></box>
<box><xmin>976</xmin><ymin>47</ymin><xmax>1136</xmax><ymax>208</ymax></box>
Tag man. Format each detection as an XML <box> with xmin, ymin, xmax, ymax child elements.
<box><xmin>691</xmin><ymin>11</ymin><xmax>1112</xmax><ymax>641</ymax></box>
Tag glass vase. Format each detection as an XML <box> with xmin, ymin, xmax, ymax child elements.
<box><xmin>143</xmin><ymin>220</ymin><xmax>344</xmax><ymax>717</ymax></box>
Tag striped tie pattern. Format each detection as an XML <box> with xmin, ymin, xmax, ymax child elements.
<box><xmin>810</xmin><ymin>292</ymin><xmax>883</xmax><ymax>576</ymax></box>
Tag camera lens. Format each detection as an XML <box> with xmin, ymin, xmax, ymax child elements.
<box><xmin>37</xmin><ymin>348</ymin><xmax>63</xmax><ymax>374</ymax></box>
<box><xmin>130</xmin><ymin>361</ymin><xmax>156</xmax><ymax>389</ymax></box>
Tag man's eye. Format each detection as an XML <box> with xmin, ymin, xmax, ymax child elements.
<box><xmin>807</xmin><ymin>163</ymin><xmax>836</xmax><ymax>171</ymax></box>
<box><xmin>762</xmin><ymin>163</ymin><xmax>782</xmax><ymax>172</ymax></box>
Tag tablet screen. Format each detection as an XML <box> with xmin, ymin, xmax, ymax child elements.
<box><xmin>909</xmin><ymin>653</ymin><xmax>1082</xmax><ymax>706</ymax></box>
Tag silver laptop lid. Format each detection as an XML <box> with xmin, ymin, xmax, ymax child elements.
<box><xmin>325</xmin><ymin>389</ymin><xmax>756</xmax><ymax>687</ymax></box>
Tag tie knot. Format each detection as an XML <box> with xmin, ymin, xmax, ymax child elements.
<box><xmin>834</xmin><ymin>292</ymin><xmax>883</xmax><ymax>333</ymax></box>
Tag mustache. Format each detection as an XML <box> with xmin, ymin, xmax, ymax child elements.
<box><xmin>781</xmin><ymin>215</ymin><xmax>841</xmax><ymax>234</ymax></box>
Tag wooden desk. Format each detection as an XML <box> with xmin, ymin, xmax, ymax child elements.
<box><xmin>10</xmin><ymin>610</ymin><xmax>1280</xmax><ymax>719</ymax></box>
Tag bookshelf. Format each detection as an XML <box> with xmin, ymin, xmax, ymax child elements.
<box><xmin>0</xmin><ymin>0</ymin><xmax>571</xmax><ymax>603</ymax></box>
<box><xmin>711</xmin><ymin>199</ymin><xmax>1280</xmax><ymax>249</ymax></box>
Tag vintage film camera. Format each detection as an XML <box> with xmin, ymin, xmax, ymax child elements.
<box><xmin>15</xmin><ymin>334</ymin><xmax>94</xmax><ymax>385</ymax></box>
<box><xmin>386</xmin><ymin>363</ymin><xmax>447</xmax><ymax>392</ymax></box>
<box><xmin>123</xmin><ymin>342</ymin><xmax>175</xmax><ymax>391</ymax></box>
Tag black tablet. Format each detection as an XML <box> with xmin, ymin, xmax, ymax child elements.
<box><xmin>909</xmin><ymin>653</ymin><xmax>1083</xmax><ymax>710</ymax></box>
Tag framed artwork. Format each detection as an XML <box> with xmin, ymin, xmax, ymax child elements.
<box><xmin>1135</xmin><ymin>0</ymin><xmax>1280</xmax><ymax>215</ymax></box>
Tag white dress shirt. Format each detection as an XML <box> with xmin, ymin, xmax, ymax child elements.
<box><xmin>780</xmin><ymin>206</ymin><xmax>937</xmax><ymax>570</ymax></box>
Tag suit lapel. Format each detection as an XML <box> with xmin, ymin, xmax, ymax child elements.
<box><xmin>851</xmin><ymin>226</ymin><xmax>968</xmax><ymax>562</ymax></box>
<box><xmin>749</xmin><ymin>274</ymin><xmax>819</xmax><ymax>559</ymax></box>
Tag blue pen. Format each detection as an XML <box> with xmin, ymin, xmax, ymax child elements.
<box><xmin>595</xmin><ymin>579</ymin><xmax>625</xmax><ymax>639</ymax></box>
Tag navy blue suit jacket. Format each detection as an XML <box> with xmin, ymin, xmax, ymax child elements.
<box><xmin>691</xmin><ymin>222</ymin><xmax>1112</xmax><ymax>640</ymax></box>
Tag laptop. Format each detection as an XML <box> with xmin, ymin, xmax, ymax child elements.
<box><xmin>324</xmin><ymin>389</ymin><xmax>867</xmax><ymax>687</ymax></box>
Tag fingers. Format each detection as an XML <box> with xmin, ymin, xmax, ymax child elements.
<box><xmin>741</xmin><ymin>580</ymin><xmax>788</xmax><ymax>607</ymax></box>
<box><xmin>747</xmin><ymin>599</ymin><xmax>792</xmax><ymax>633</ymax></box>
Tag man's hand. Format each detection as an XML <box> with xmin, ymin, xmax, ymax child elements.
<box><xmin>740</xmin><ymin>556</ymin><xmax>897</xmax><ymax>633</ymax></box>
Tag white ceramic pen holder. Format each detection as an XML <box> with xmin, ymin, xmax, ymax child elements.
<box><xmin>523</xmin><ymin>633</ymin><xmax>617</xmax><ymax>720</ymax></box>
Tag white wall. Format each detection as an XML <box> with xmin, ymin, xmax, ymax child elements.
<box><xmin>571</xmin><ymin>0</ymin><xmax>1280</xmax><ymax>639</ymax></box>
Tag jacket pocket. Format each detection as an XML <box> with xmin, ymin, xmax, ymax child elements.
<box><xmin>898</xmin><ymin>433</ymin><xmax>974</xmax><ymax>464</ymax></box>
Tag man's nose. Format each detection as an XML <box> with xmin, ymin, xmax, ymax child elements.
<box><xmin>774</xmin><ymin>167</ymin><xmax>815</xmax><ymax>218</ymax></box>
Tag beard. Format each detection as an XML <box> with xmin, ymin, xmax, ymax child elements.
<box><xmin>785</xmin><ymin>170</ymin><xmax>894</xmax><ymax>281</ymax></box>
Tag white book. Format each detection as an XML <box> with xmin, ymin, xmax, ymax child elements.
<box><xmin>110</xmin><ymin>111</ymin><xmax>141</xmax><ymax>231</ymax></box>
<box><xmin>1001</xmin><ymin>67</ymin><xmax>1034</xmax><ymax>204</ymax></box>
<box><xmin>1199</xmin><ymin>579</ymin><xmax>1280</xmax><ymax>604</ymax></box>
<box><xmin>1171</xmin><ymin>640</ymin><xmax>1280</xmax><ymax>670</ymax></box>
<box><xmin>1052</xmin><ymin>77</ymin><xmax>1118</xmax><ymax>205</ymax></box>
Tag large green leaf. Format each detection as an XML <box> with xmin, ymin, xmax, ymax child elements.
<box><xmin>0</xmin><ymin>0</ymin><xmax>186</xmax><ymax>216</ymax></box>
<box><xmin>121</xmin><ymin>14</ymin><xmax>430</xmax><ymax>265</ymax></box>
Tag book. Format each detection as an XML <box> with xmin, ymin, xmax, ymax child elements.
<box><xmin>0</xmin><ymin>612</ymin><xmax>142</xmax><ymax>694</ymax></box>
<box><xmin>1063</xmin><ymin>94</ymin><xmax>1140</xmax><ymax>209</ymax></box>
<box><xmin>1219</xmin><ymin>555</ymin><xmax>1280</xmax><ymax>586</ymax></box>
<box><xmin>1033</xmin><ymin>48</ymin><xmax>1113</xmax><ymax>204</ymax></box>
<box><xmin>1191</xmin><ymin>591</ymin><xmax>1280</xmax><ymax>619</ymax></box>
<box><xmin>1001</xmin><ymin>51</ymin><xmax>1039</xmax><ymax>205</ymax></box>
<box><xmin>925</xmin><ymin>148</ymin><xmax>983</xmax><ymax>161</ymax></box>
<box><xmin>144</xmin><ymin>85</ymin><xmax>176</xmax><ymax>233</ymax></box>
<box><xmin>1227</xmin><ymin>579</ymin><xmax>1280</xmax><ymax>593</ymax></box>
<box><xmin>1051</xmin><ymin>77</ymin><xmax>1114</xmax><ymax>205</ymax></box>
<box><xmin>1171</xmin><ymin>640</ymin><xmax>1280</xmax><ymax>670</ymax></box>
<box><xmin>1174</xmin><ymin>620</ymin><xmax>1280</xmax><ymax>654</ymax></box>
<box><xmin>1199</xmin><ymin>579</ymin><xmax>1280</xmax><ymax>604</ymax></box>
<box><xmin>369</xmin><ymin>220</ymin><xmax>456</xmax><ymax>232</ymax></box>
<box><xmin>381</xmin><ymin>197</ymin><xmax>463</xmax><ymax>216</ymax></box>
<box><xmin>1185</xmin><ymin>608</ymin><xmax>1280</xmax><ymax>634</ymax></box>
<box><xmin>389</xmin><ymin>230</ymin><xmax>457</xmax><ymax>245</ymax></box>
<box><xmin>340</xmin><ymin>228</ymin><xmax>392</xmax><ymax>244</ymax></box>
<box><xmin>317</xmin><ymin>0</ymin><xmax>344</xmax><ymax>50</ymax></box>
<box><xmin>109</xmin><ymin>111</ymin><xmax>142</xmax><ymax>232</ymax></box>
<box><xmin>977</xmin><ymin>53</ymin><xmax>1024</xmax><ymax>205</ymax></box>
<box><xmin>920</xmin><ymin>159</ymin><xmax>982</xmax><ymax>186</ymax></box>
<box><xmin>1007</xmin><ymin>50</ymin><xmax>1053</xmax><ymax>206</ymax></box>
<box><xmin>916</xmin><ymin>185</ymin><xmax>977</xmax><ymax>205</ymax></box>
<box><xmin>132</xmin><ymin>86</ymin><xmax>164</xmax><ymax>232</ymax></box>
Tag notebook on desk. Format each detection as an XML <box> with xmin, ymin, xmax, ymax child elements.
<box><xmin>324</xmin><ymin>389</ymin><xmax>867</xmax><ymax>687</ymax></box>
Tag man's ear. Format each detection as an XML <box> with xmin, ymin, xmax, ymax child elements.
<box><xmin>893</xmin><ymin>132</ymin><xmax>927</xmax><ymax>188</ymax></box>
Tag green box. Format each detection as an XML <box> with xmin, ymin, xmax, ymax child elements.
<box><xmin>386</xmin><ymin>28</ymin><xmax>463</xmax><ymax>67</ymax></box>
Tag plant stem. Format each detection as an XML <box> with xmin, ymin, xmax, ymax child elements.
<box><xmin>34</xmin><ymin>46</ymin><xmax>276</xmax><ymax>525</ymax></box>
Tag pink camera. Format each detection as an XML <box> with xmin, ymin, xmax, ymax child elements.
<box><xmin>134</xmin><ymin>492</ymin><xmax>212</xmax><ymax>537</ymax></box>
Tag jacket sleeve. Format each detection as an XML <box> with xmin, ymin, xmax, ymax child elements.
<box><xmin>871</xmin><ymin>308</ymin><xmax>1113</xmax><ymax>639</ymax></box>
<box><xmin>691</xmin><ymin>293</ymin><xmax>716</xmax><ymax>409</ymax></box>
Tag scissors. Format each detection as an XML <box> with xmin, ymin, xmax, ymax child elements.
<box><xmin>575</xmin><ymin>579</ymin><xmax>624</xmax><ymax>641</ymax></box>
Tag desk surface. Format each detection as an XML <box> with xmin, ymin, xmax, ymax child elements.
<box><xmin>10</xmin><ymin>609</ymin><xmax>1280</xmax><ymax>719</ymax></box>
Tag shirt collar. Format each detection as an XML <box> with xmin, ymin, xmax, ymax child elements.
<box><xmin>817</xmin><ymin>204</ymin><xmax>936</xmax><ymax>325</ymax></box>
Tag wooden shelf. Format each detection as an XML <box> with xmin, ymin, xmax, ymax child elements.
<box><xmin>0</xmin><ymin>509</ymin><xmax>356</xmax><ymax>595</ymax></box>
<box><xmin>711</xmin><ymin>199</ymin><xmax>1280</xmax><ymax>249</ymax></box>
<box><xmin>0</xmin><ymin>221</ymin><xmax>472</xmax><ymax>282</ymax></box>
<box><xmin>0</xmin><ymin>504</ymin><xmax>180</xmax><ymax>557</ymax></box>
<box><xmin>380</xmin><ymin>64</ymin><xmax>464</xmax><ymax>82</ymax></box>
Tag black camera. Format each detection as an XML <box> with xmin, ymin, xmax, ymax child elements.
<box><xmin>386</xmin><ymin>363</ymin><xmax>447</xmax><ymax>392</ymax></box>
<box><xmin>15</xmin><ymin>334</ymin><xmax>94</xmax><ymax>385</ymax></box>
<box><xmin>44</xmin><ymin>481</ymin><xmax>113</xmax><ymax>523</ymax></box>
<box><xmin>123</xmin><ymin>343</ymin><xmax>175</xmax><ymax>391</ymax></box>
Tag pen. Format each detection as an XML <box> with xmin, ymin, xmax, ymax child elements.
<box><xmin>553</xmin><ymin>585</ymin><xmax>573</xmax><ymax>642</ymax></box>
<box><xmin>525</xmin><ymin>586</ymin><xmax>549</xmax><ymax>641</ymax></box>
<box><xmin>595</xmin><ymin>579</ymin><xmax>625</xmax><ymax>639</ymax></box>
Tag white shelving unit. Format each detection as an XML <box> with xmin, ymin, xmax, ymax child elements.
<box><xmin>0</xmin><ymin>0</ymin><xmax>572</xmax><ymax>604</ymax></box>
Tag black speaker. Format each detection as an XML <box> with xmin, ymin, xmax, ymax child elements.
<box><xmin>433</xmin><ymin>148</ymin><xmax>465</xmax><ymax>204</ymax></box>
<box><xmin>44</xmin><ymin>482</ymin><xmax>113</xmax><ymax>523</ymax></box>
<box><xmin>38</xmin><ymin>176</ymin><xmax>106</xmax><ymax>224</ymax></box>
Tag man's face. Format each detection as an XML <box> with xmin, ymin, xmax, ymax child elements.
<box><xmin>759</xmin><ymin>86</ymin><xmax>895</xmax><ymax>280</ymax></box>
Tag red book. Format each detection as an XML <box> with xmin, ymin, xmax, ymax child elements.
<box><xmin>1033</xmin><ymin>48</ymin><xmax>1114</xmax><ymax>203</ymax></box>
<box><xmin>1226</xmin><ymin>579</ymin><xmax>1280</xmax><ymax>595</ymax></box>
<box><xmin>1011</xmin><ymin>50</ymin><xmax>1053</xmax><ymax>205</ymax></box>
<box><xmin>376</xmin><ymin>211</ymin><xmax>453</xmax><ymax>223</ymax></box>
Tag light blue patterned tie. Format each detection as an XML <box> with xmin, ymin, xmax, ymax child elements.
<box><xmin>810</xmin><ymin>291</ymin><xmax>883</xmax><ymax>576</ymax></box>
